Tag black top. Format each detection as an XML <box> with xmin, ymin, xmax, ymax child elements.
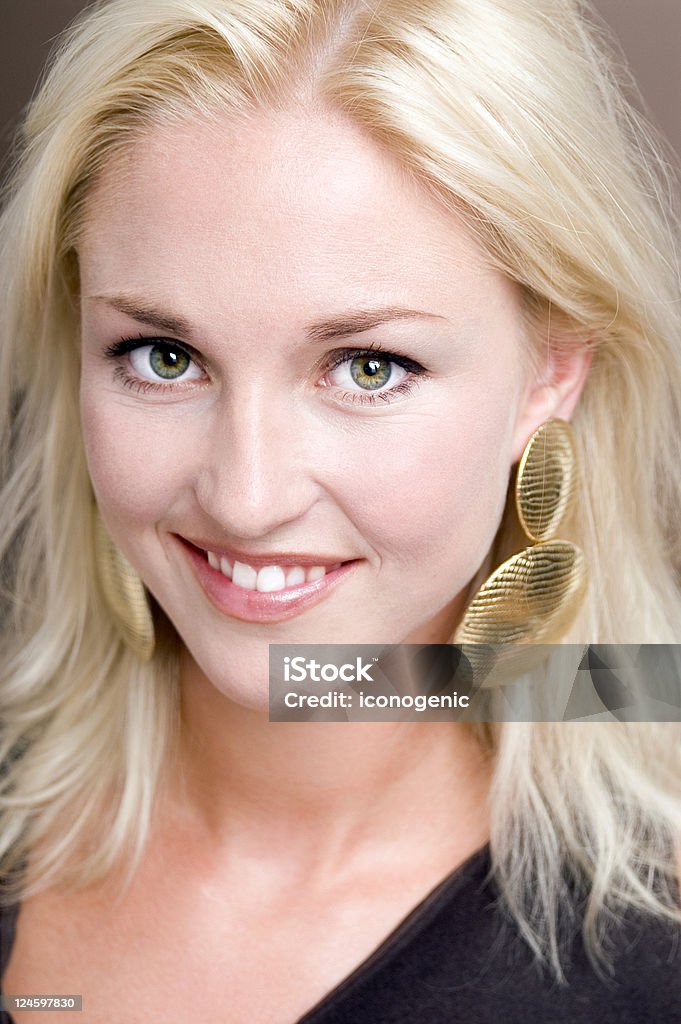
<box><xmin>1</xmin><ymin>843</ymin><xmax>680</xmax><ymax>1022</ymax></box>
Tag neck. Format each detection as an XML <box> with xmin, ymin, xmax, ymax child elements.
<box><xmin>166</xmin><ymin>648</ymin><xmax>493</xmax><ymax>875</ymax></box>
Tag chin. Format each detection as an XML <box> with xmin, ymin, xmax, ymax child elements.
<box><xmin>179</xmin><ymin>644</ymin><xmax>272</xmax><ymax>714</ymax></box>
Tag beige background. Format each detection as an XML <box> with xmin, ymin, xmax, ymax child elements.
<box><xmin>1</xmin><ymin>1</ymin><xmax>679</xmax><ymax>162</ymax></box>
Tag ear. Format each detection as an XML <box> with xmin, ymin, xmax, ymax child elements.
<box><xmin>511</xmin><ymin>342</ymin><xmax>593</xmax><ymax>462</ymax></box>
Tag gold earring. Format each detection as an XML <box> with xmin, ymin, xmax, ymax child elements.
<box><xmin>93</xmin><ymin>506</ymin><xmax>156</xmax><ymax>661</ymax></box>
<box><xmin>454</xmin><ymin>418</ymin><xmax>588</xmax><ymax>645</ymax></box>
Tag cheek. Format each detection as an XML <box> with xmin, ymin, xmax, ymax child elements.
<box><xmin>348</xmin><ymin>390</ymin><xmax>517</xmax><ymax>570</ymax></box>
<box><xmin>79</xmin><ymin>382</ymin><xmax>186</xmax><ymax>542</ymax></box>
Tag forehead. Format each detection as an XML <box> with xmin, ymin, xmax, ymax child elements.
<box><xmin>78</xmin><ymin>105</ymin><xmax>515</xmax><ymax>323</ymax></box>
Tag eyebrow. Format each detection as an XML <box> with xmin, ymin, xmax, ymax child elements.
<box><xmin>85</xmin><ymin>294</ymin><xmax>447</xmax><ymax>341</ymax></box>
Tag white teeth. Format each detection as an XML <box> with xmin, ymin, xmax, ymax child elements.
<box><xmin>285</xmin><ymin>566</ymin><xmax>306</xmax><ymax>587</ymax></box>
<box><xmin>232</xmin><ymin>560</ymin><xmax>257</xmax><ymax>589</ymax></box>
<box><xmin>205</xmin><ymin>551</ymin><xmax>341</xmax><ymax>592</ymax></box>
<box><xmin>306</xmin><ymin>566</ymin><xmax>326</xmax><ymax>582</ymax></box>
<box><xmin>256</xmin><ymin>565</ymin><xmax>287</xmax><ymax>592</ymax></box>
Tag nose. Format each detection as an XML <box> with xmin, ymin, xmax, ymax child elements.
<box><xmin>194</xmin><ymin>384</ymin><xmax>322</xmax><ymax>539</ymax></box>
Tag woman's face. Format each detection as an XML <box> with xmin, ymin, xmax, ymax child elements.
<box><xmin>79</xmin><ymin>104</ymin><xmax>546</xmax><ymax>708</ymax></box>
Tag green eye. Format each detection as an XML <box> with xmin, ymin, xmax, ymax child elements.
<box><xmin>149</xmin><ymin>344</ymin><xmax>191</xmax><ymax>379</ymax></box>
<box><xmin>349</xmin><ymin>355</ymin><xmax>392</xmax><ymax>390</ymax></box>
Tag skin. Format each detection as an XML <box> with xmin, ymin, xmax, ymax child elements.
<box><xmin>5</xmin><ymin>105</ymin><xmax>591</xmax><ymax>1023</ymax></box>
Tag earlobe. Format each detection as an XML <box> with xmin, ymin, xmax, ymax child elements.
<box><xmin>511</xmin><ymin>343</ymin><xmax>593</xmax><ymax>462</ymax></box>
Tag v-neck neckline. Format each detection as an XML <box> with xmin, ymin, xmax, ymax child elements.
<box><xmin>0</xmin><ymin>843</ymin><xmax>494</xmax><ymax>1024</ymax></box>
<box><xmin>296</xmin><ymin>841</ymin><xmax>492</xmax><ymax>1022</ymax></box>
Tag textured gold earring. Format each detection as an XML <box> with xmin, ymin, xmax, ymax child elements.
<box><xmin>93</xmin><ymin>506</ymin><xmax>156</xmax><ymax>661</ymax></box>
<box><xmin>454</xmin><ymin>418</ymin><xmax>588</xmax><ymax>645</ymax></box>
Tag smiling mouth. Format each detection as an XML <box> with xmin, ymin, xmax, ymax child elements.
<box><xmin>203</xmin><ymin>548</ymin><xmax>343</xmax><ymax>592</ymax></box>
<box><xmin>175</xmin><ymin>536</ymin><xmax>359</xmax><ymax>623</ymax></box>
<box><xmin>178</xmin><ymin>537</ymin><xmax>352</xmax><ymax>593</ymax></box>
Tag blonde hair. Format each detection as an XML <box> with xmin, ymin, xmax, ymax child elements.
<box><xmin>1</xmin><ymin>0</ymin><xmax>681</xmax><ymax>979</ymax></box>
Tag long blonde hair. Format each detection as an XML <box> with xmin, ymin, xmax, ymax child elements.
<box><xmin>1</xmin><ymin>0</ymin><xmax>680</xmax><ymax>978</ymax></box>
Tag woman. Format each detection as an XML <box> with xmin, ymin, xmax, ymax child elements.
<box><xmin>1</xmin><ymin>0</ymin><xmax>680</xmax><ymax>1020</ymax></box>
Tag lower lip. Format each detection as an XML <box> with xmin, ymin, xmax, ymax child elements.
<box><xmin>174</xmin><ymin>536</ymin><xmax>360</xmax><ymax>623</ymax></box>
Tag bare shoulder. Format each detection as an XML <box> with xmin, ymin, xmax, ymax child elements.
<box><xmin>2</xmin><ymin>811</ymin><xmax>227</xmax><ymax>1022</ymax></box>
<box><xmin>3</xmin><ymin>861</ymin><xmax>166</xmax><ymax>1023</ymax></box>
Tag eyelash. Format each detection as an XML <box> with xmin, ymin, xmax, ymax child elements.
<box><xmin>103</xmin><ymin>335</ymin><xmax>428</xmax><ymax>407</ymax></box>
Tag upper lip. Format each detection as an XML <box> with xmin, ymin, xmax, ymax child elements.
<box><xmin>178</xmin><ymin>535</ymin><xmax>354</xmax><ymax>569</ymax></box>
